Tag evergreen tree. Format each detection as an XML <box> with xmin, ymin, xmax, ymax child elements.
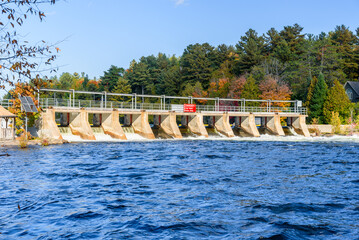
<box><xmin>100</xmin><ymin>65</ymin><xmax>125</xmax><ymax>92</ymax></box>
<box><xmin>323</xmin><ymin>79</ymin><xmax>352</xmax><ymax>123</ymax></box>
<box><xmin>180</xmin><ymin>43</ymin><xmax>214</xmax><ymax>88</ymax></box>
<box><xmin>241</xmin><ymin>75</ymin><xmax>259</xmax><ymax>106</ymax></box>
<box><xmin>305</xmin><ymin>76</ymin><xmax>318</xmax><ymax>108</ymax></box>
<box><xmin>308</xmin><ymin>73</ymin><xmax>328</xmax><ymax>123</ymax></box>
<box><xmin>82</xmin><ymin>74</ymin><xmax>89</xmax><ymax>90</ymax></box>
<box><xmin>234</xmin><ymin>29</ymin><xmax>266</xmax><ymax>74</ymax></box>
<box><xmin>110</xmin><ymin>77</ymin><xmax>132</xmax><ymax>102</ymax></box>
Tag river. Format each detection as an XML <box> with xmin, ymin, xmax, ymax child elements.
<box><xmin>1</xmin><ymin>137</ymin><xmax>359</xmax><ymax>239</ymax></box>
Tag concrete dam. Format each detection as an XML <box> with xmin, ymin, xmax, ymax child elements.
<box><xmin>36</xmin><ymin>88</ymin><xmax>310</xmax><ymax>141</ymax></box>
<box><xmin>40</xmin><ymin>108</ymin><xmax>309</xmax><ymax>141</ymax></box>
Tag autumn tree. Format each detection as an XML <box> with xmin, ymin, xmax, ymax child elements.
<box><xmin>323</xmin><ymin>79</ymin><xmax>352</xmax><ymax>123</ymax></box>
<box><xmin>259</xmin><ymin>76</ymin><xmax>292</xmax><ymax>107</ymax></box>
<box><xmin>0</xmin><ymin>0</ymin><xmax>58</xmax><ymax>89</ymax></box>
<box><xmin>8</xmin><ymin>82</ymin><xmax>41</xmax><ymax>135</ymax></box>
<box><xmin>206</xmin><ymin>78</ymin><xmax>230</xmax><ymax>98</ymax></box>
<box><xmin>228</xmin><ymin>76</ymin><xmax>246</xmax><ymax>99</ymax></box>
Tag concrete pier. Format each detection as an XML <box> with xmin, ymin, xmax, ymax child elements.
<box><xmin>158</xmin><ymin>112</ymin><xmax>182</xmax><ymax>139</ymax></box>
<box><xmin>214</xmin><ymin>113</ymin><xmax>234</xmax><ymax>137</ymax></box>
<box><xmin>265</xmin><ymin>114</ymin><xmax>285</xmax><ymax>136</ymax></box>
<box><xmin>240</xmin><ymin>114</ymin><xmax>260</xmax><ymax>137</ymax></box>
<box><xmin>41</xmin><ymin>109</ymin><xmax>63</xmax><ymax>140</ymax></box>
<box><xmin>132</xmin><ymin>111</ymin><xmax>155</xmax><ymax>139</ymax></box>
<box><xmin>41</xmin><ymin>107</ymin><xmax>310</xmax><ymax>139</ymax></box>
<box><xmin>101</xmin><ymin>111</ymin><xmax>127</xmax><ymax>140</ymax></box>
<box><xmin>291</xmin><ymin>115</ymin><xmax>310</xmax><ymax>137</ymax></box>
<box><xmin>187</xmin><ymin>113</ymin><xmax>208</xmax><ymax>137</ymax></box>
<box><xmin>69</xmin><ymin>110</ymin><xmax>96</xmax><ymax>140</ymax></box>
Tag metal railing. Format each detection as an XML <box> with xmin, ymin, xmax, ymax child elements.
<box><xmin>37</xmin><ymin>97</ymin><xmax>307</xmax><ymax>114</ymax></box>
<box><xmin>0</xmin><ymin>99</ymin><xmax>12</xmax><ymax>109</ymax></box>
<box><xmin>1</xmin><ymin>88</ymin><xmax>308</xmax><ymax>114</ymax></box>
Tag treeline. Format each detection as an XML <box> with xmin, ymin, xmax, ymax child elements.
<box><xmin>44</xmin><ymin>24</ymin><xmax>359</xmax><ymax>123</ymax></box>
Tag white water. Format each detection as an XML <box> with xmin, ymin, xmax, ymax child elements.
<box><xmin>58</xmin><ymin>126</ymin><xmax>359</xmax><ymax>143</ymax></box>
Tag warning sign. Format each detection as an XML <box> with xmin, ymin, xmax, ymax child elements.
<box><xmin>184</xmin><ymin>104</ymin><xmax>196</xmax><ymax>112</ymax></box>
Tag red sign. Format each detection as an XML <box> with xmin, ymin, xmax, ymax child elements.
<box><xmin>184</xmin><ymin>104</ymin><xmax>196</xmax><ymax>112</ymax></box>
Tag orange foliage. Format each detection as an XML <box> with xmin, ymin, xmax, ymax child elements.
<box><xmin>259</xmin><ymin>77</ymin><xmax>292</xmax><ymax>107</ymax></box>
<box><xmin>9</xmin><ymin>82</ymin><xmax>41</xmax><ymax>135</ymax></box>
<box><xmin>228</xmin><ymin>76</ymin><xmax>246</xmax><ymax>99</ymax></box>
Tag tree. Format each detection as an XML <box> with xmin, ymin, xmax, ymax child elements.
<box><xmin>234</xmin><ymin>29</ymin><xmax>266</xmax><ymax>74</ymax></box>
<box><xmin>100</xmin><ymin>65</ymin><xmax>125</xmax><ymax>92</ymax></box>
<box><xmin>323</xmin><ymin>79</ymin><xmax>352</xmax><ymax>123</ymax></box>
<box><xmin>259</xmin><ymin>76</ymin><xmax>292</xmax><ymax>107</ymax></box>
<box><xmin>206</xmin><ymin>78</ymin><xmax>230</xmax><ymax>98</ymax></box>
<box><xmin>228</xmin><ymin>76</ymin><xmax>246</xmax><ymax>99</ymax></box>
<box><xmin>330</xmin><ymin>25</ymin><xmax>359</xmax><ymax>80</ymax></box>
<box><xmin>305</xmin><ymin>76</ymin><xmax>317</xmax><ymax>111</ymax></box>
<box><xmin>307</xmin><ymin>73</ymin><xmax>327</xmax><ymax>123</ymax></box>
<box><xmin>0</xmin><ymin>0</ymin><xmax>58</xmax><ymax>89</ymax></box>
<box><xmin>241</xmin><ymin>75</ymin><xmax>259</xmax><ymax>101</ymax></box>
<box><xmin>8</xmin><ymin>82</ymin><xmax>41</xmax><ymax>135</ymax></box>
<box><xmin>109</xmin><ymin>77</ymin><xmax>132</xmax><ymax>102</ymax></box>
<box><xmin>180</xmin><ymin>43</ymin><xmax>214</xmax><ymax>88</ymax></box>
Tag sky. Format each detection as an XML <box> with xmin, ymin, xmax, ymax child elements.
<box><xmin>2</xmin><ymin>0</ymin><xmax>359</xmax><ymax>95</ymax></box>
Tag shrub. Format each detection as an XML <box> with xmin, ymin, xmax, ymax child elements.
<box><xmin>18</xmin><ymin>133</ymin><xmax>28</xmax><ymax>149</ymax></box>
<box><xmin>330</xmin><ymin>111</ymin><xmax>341</xmax><ymax>134</ymax></box>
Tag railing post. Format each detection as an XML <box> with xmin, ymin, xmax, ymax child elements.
<box><xmin>104</xmin><ymin>91</ymin><xmax>107</xmax><ymax>109</ymax></box>
<box><xmin>164</xmin><ymin>95</ymin><xmax>166</xmax><ymax>111</ymax></box>
<box><xmin>72</xmin><ymin>89</ymin><xmax>75</xmax><ymax>108</ymax></box>
<box><xmin>134</xmin><ymin>93</ymin><xmax>137</xmax><ymax>109</ymax></box>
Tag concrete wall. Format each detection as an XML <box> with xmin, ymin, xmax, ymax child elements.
<box><xmin>265</xmin><ymin>114</ymin><xmax>285</xmax><ymax>136</ymax></box>
<box><xmin>132</xmin><ymin>111</ymin><xmax>155</xmax><ymax>139</ymax></box>
<box><xmin>214</xmin><ymin>113</ymin><xmax>234</xmax><ymax>137</ymax></box>
<box><xmin>240</xmin><ymin>114</ymin><xmax>260</xmax><ymax>137</ymax></box>
<box><xmin>159</xmin><ymin>113</ymin><xmax>182</xmax><ymax>138</ymax></box>
<box><xmin>101</xmin><ymin>111</ymin><xmax>127</xmax><ymax>140</ymax></box>
<box><xmin>40</xmin><ymin>109</ymin><xmax>63</xmax><ymax>140</ymax></box>
<box><xmin>292</xmin><ymin>115</ymin><xmax>310</xmax><ymax>137</ymax></box>
<box><xmin>69</xmin><ymin>110</ymin><xmax>96</xmax><ymax>140</ymax></box>
<box><xmin>187</xmin><ymin>113</ymin><xmax>208</xmax><ymax>137</ymax></box>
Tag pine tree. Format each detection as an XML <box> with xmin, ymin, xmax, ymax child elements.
<box><xmin>308</xmin><ymin>73</ymin><xmax>327</xmax><ymax>123</ymax></box>
<box><xmin>323</xmin><ymin>79</ymin><xmax>352</xmax><ymax>123</ymax></box>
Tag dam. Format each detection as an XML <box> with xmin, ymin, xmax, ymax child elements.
<box><xmin>38</xmin><ymin>88</ymin><xmax>310</xmax><ymax>141</ymax></box>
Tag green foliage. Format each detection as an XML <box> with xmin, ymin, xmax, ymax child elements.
<box><xmin>241</xmin><ymin>75</ymin><xmax>259</xmax><ymax>106</ymax></box>
<box><xmin>180</xmin><ymin>43</ymin><xmax>215</xmax><ymax>89</ymax></box>
<box><xmin>308</xmin><ymin>73</ymin><xmax>327</xmax><ymax>123</ymax></box>
<box><xmin>32</xmin><ymin>24</ymin><xmax>359</xmax><ymax>114</ymax></box>
<box><xmin>235</xmin><ymin>29</ymin><xmax>266</xmax><ymax>74</ymax></box>
<box><xmin>109</xmin><ymin>78</ymin><xmax>132</xmax><ymax>102</ymax></box>
<box><xmin>323</xmin><ymin>79</ymin><xmax>352</xmax><ymax>123</ymax></box>
<box><xmin>100</xmin><ymin>65</ymin><xmax>125</xmax><ymax>92</ymax></box>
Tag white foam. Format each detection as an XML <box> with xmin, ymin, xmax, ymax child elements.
<box><xmin>59</xmin><ymin>130</ymin><xmax>359</xmax><ymax>143</ymax></box>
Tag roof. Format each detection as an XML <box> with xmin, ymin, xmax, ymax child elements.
<box><xmin>0</xmin><ymin>105</ymin><xmax>16</xmax><ymax>118</ymax></box>
<box><xmin>345</xmin><ymin>81</ymin><xmax>359</xmax><ymax>95</ymax></box>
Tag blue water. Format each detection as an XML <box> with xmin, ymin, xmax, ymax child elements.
<box><xmin>1</xmin><ymin>140</ymin><xmax>359</xmax><ymax>239</ymax></box>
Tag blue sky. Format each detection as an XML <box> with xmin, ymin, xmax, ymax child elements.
<box><xmin>7</xmin><ymin>0</ymin><xmax>359</xmax><ymax>88</ymax></box>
